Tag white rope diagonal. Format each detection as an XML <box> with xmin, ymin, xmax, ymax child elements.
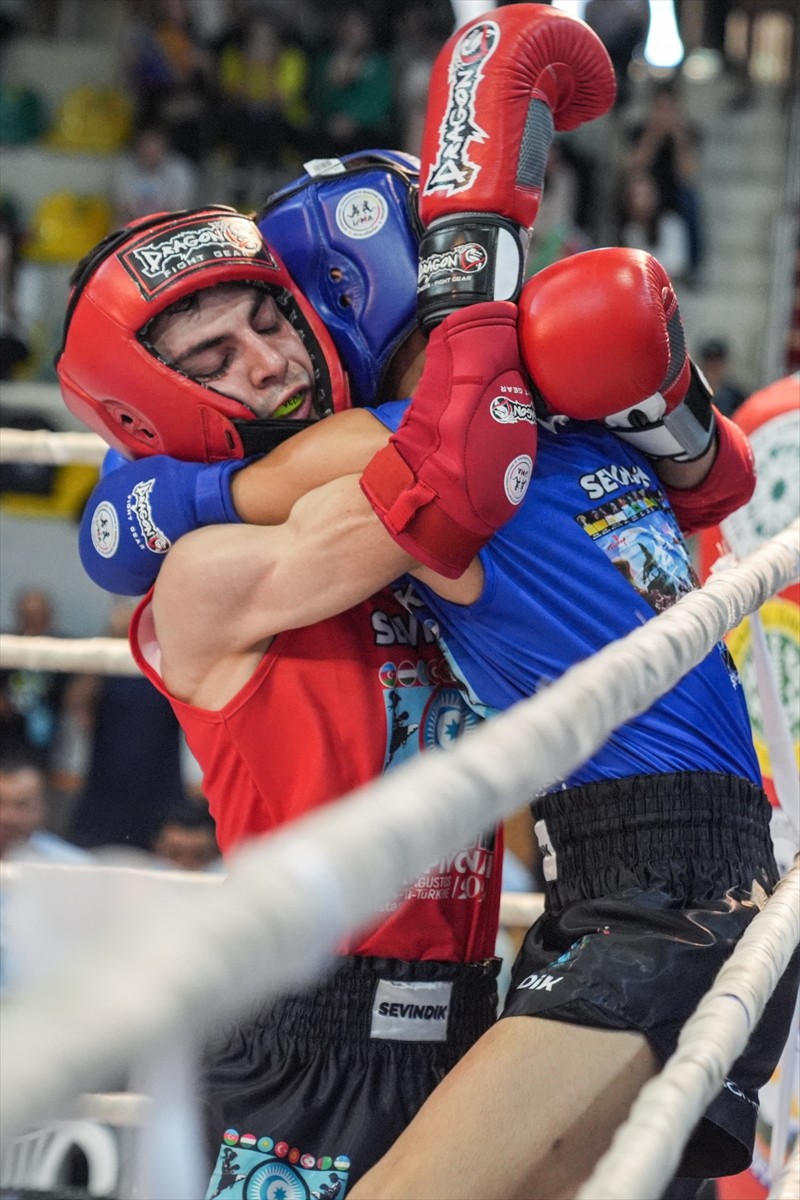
<box><xmin>0</xmin><ymin>860</ymin><xmax>546</xmax><ymax>929</ymax></box>
<box><xmin>576</xmin><ymin>859</ymin><xmax>800</xmax><ymax>1199</ymax></box>
<box><xmin>1</xmin><ymin>520</ymin><xmax>797</xmax><ymax>1146</ymax></box>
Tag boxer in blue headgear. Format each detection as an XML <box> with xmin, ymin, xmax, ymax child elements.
<box><xmin>258</xmin><ymin>151</ymin><xmax>424</xmax><ymax>410</ymax></box>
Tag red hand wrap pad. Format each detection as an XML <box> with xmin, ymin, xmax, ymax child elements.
<box><xmin>360</xmin><ymin>303</ymin><xmax>538</xmax><ymax>578</ymax></box>
<box><xmin>420</xmin><ymin>4</ymin><xmax>615</xmax><ymax>232</ymax></box>
<box><xmin>664</xmin><ymin>412</ymin><xmax>756</xmax><ymax>537</ymax></box>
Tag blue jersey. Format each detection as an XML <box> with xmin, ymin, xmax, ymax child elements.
<box><xmin>370</xmin><ymin>403</ymin><xmax>760</xmax><ymax>789</ymax></box>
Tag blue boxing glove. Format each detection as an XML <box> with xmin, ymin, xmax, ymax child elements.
<box><xmin>79</xmin><ymin>454</ymin><xmax>251</xmax><ymax>595</ymax></box>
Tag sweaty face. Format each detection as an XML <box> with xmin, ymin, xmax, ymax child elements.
<box><xmin>150</xmin><ymin>284</ymin><xmax>317</xmax><ymax>421</ymax></box>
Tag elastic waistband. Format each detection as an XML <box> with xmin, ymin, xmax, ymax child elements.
<box><xmin>533</xmin><ymin>772</ymin><xmax>777</xmax><ymax>907</ymax></box>
<box><xmin>251</xmin><ymin>956</ymin><xmax>500</xmax><ymax>1049</ymax></box>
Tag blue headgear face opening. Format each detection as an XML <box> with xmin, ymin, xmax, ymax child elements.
<box><xmin>258</xmin><ymin>151</ymin><xmax>423</xmax><ymax>409</ymax></box>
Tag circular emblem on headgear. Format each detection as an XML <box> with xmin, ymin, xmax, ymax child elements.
<box><xmin>219</xmin><ymin>216</ymin><xmax>263</xmax><ymax>253</ymax></box>
<box><xmin>335</xmin><ymin>188</ymin><xmax>388</xmax><ymax>239</ymax></box>
<box><xmin>90</xmin><ymin>501</ymin><xmax>119</xmax><ymax>558</ymax></box>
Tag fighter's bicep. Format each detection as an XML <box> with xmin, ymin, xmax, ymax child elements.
<box><xmin>152</xmin><ymin>525</ymin><xmax>280</xmax><ymax>703</ymax></box>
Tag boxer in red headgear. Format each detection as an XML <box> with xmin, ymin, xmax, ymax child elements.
<box><xmin>57</xmin><ymin>205</ymin><xmax>350</xmax><ymax>462</ymax></box>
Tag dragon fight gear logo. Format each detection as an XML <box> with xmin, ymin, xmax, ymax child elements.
<box><xmin>423</xmin><ymin>20</ymin><xmax>499</xmax><ymax>197</ymax></box>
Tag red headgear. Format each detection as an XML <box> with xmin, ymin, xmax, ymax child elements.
<box><xmin>56</xmin><ymin>206</ymin><xmax>350</xmax><ymax>461</ymax></box>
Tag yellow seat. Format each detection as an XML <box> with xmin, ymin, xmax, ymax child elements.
<box><xmin>24</xmin><ymin>192</ymin><xmax>114</xmax><ymax>264</ymax></box>
<box><xmin>46</xmin><ymin>85</ymin><xmax>132</xmax><ymax>153</ymax></box>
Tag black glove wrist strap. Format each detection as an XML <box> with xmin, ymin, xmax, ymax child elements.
<box><xmin>417</xmin><ymin>213</ymin><xmax>527</xmax><ymax>330</ymax></box>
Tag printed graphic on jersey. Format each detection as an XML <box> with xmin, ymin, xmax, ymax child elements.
<box><xmin>409</xmin><ymin>832</ymin><xmax>496</xmax><ymax>904</ymax></box>
<box><xmin>206</xmin><ymin>1135</ymin><xmax>349</xmax><ymax>1200</ymax></box>
<box><xmin>575</xmin><ymin>486</ymin><xmax>696</xmax><ymax>613</ymax></box>
<box><xmin>382</xmin><ymin>680</ymin><xmax>481</xmax><ymax>771</ymax></box>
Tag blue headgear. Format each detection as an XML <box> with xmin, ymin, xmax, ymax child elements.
<box><xmin>258</xmin><ymin>151</ymin><xmax>423</xmax><ymax>408</ymax></box>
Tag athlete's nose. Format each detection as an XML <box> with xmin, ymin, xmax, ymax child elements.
<box><xmin>246</xmin><ymin>328</ymin><xmax>288</xmax><ymax>390</ymax></box>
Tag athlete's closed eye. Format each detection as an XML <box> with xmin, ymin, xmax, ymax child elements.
<box><xmin>252</xmin><ymin>291</ymin><xmax>281</xmax><ymax>336</ymax></box>
<box><xmin>171</xmin><ymin>293</ymin><xmax>281</xmax><ymax>383</ymax></box>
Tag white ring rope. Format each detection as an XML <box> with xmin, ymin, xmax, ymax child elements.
<box><xmin>0</xmin><ymin>633</ymin><xmax>140</xmax><ymax>675</ymax></box>
<box><xmin>1</xmin><ymin>519</ymin><xmax>798</xmax><ymax>1166</ymax></box>
<box><xmin>0</xmin><ymin>427</ymin><xmax>107</xmax><ymax>465</ymax></box>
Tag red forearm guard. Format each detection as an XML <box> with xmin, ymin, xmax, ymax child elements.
<box><xmin>360</xmin><ymin>303</ymin><xmax>537</xmax><ymax>578</ymax></box>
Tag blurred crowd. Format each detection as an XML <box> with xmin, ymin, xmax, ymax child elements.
<box><xmin>0</xmin><ymin>587</ymin><xmax>221</xmax><ymax>873</ymax></box>
<box><xmin>4</xmin><ymin>0</ymin><xmax>794</xmax><ymax>383</ymax></box>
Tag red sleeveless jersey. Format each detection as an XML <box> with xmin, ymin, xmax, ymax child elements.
<box><xmin>130</xmin><ymin>585</ymin><xmax>501</xmax><ymax>962</ymax></box>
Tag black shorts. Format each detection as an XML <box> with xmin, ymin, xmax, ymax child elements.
<box><xmin>203</xmin><ymin>954</ymin><xmax>499</xmax><ymax>1199</ymax></box>
<box><xmin>500</xmin><ymin>772</ymin><xmax>800</xmax><ymax>1179</ymax></box>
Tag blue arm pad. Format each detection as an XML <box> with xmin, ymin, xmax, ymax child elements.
<box><xmin>79</xmin><ymin>455</ymin><xmax>250</xmax><ymax>595</ymax></box>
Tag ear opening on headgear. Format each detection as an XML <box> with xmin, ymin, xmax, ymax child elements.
<box><xmin>106</xmin><ymin>401</ymin><xmax>159</xmax><ymax>450</ymax></box>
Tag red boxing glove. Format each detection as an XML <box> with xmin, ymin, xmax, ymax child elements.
<box><xmin>518</xmin><ymin>247</ymin><xmax>717</xmax><ymax>463</ymax></box>
<box><xmin>360</xmin><ymin>303</ymin><xmax>537</xmax><ymax>578</ymax></box>
<box><xmin>417</xmin><ymin>4</ymin><xmax>616</xmax><ymax>329</ymax></box>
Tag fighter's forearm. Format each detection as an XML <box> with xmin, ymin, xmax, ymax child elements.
<box><xmin>230</xmin><ymin>409</ymin><xmax>390</xmax><ymax>525</ymax></box>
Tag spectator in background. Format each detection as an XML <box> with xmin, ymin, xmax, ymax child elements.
<box><xmin>584</xmin><ymin>0</ymin><xmax>649</xmax><ymax>108</ymax></box>
<box><xmin>0</xmin><ymin>755</ymin><xmax>92</xmax><ymax>994</ymax></box>
<box><xmin>215</xmin><ymin>11</ymin><xmax>311</xmax><ymax>176</ymax></box>
<box><xmin>0</xmin><ymin>589</ymin><xmax>68</xmax><ymax>769</ymax></box>
<box><xmin>624</xmin><ymin>80</ymin><xmax>705</xmax><ymax>281</ymax></box>
<box><xmin>526</xmin><ymin>139</ymin><xmax>595</xmax><ymax>276</ymax></box>
<box><xmin>697</xmin><ymin>338</ymin><xmax>748</xmax><ymax>417</ymax></box>
<box><xmin>311</xmin><ymin>5</ymin><xmax>395</xmax><ymax>157</ymax></box>
<box><xmin>151</xmin><ymin>800</ymin><xmax>222</xmax><ymax>872</ymax></box>
<box><xmin>0</xmin><ymin>203</ymin><xmax>30</xmax><ymax>379</ymax></box>
<box><xmin>111</xmin><ymin>123</ymin><xmax>199</xmax><ymax>225</ymax></box>
<box><xmin>67</xmin><ymin>600</ymin><xmax>186</xmax><ymax>852</ymax></box>
<box><xmin>0</xmin><ymin>755</ymin><xmax>89</xmax><ymax>864</ymax></box>
<box><xmin>391</xmin><ymin>0</ymin><xmax>452</xmax><ymax>158</ymax></box>
<box><xmin>124</xmin><ymin>0</ymin><xmax>217</xmax><ymax>163</ymax></box>
<box><xmin>616</xmin><ymin>166</ymin><xmax>691</xmax><ymax>282</ymax></box>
